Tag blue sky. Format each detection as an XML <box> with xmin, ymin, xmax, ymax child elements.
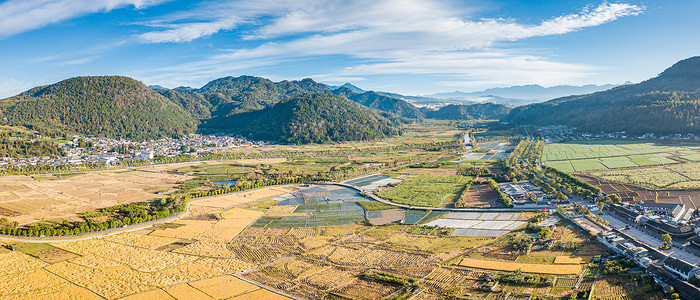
<box><xmin>0</xmin><ymin>0</ymin><xmax>697</xmax><ymax>98</ymax></box>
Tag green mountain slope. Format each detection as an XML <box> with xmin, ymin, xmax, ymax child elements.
<box><xmin>426</xmin><ymin>103</ymin><xmax>511</xmax><ymax>120</ymax></box>
<box><xmin>196</xmin><ymin>76</ymin><xmax>332</xmax><ymax>116</ymax></box>
<box><xmin>201</xmin><ymin>93</ymin><xmax>399</xmax><ymax>144</ymax></box>
<box><xmin>0</xmin><ymin>76</ymin><xmax>198</xmax><ymax>140</ymax></box>
<box><xmin>507</xmin><ymin>57</ymin><xmax>700</xmax><ymax>134</ymax></box>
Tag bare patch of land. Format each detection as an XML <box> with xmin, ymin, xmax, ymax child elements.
<box><xmin>0</xmin><ymin>170</ymin><xmax>192</xmax><ymax>224</ymax></box>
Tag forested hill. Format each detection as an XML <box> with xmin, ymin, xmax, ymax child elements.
<box><xmin>201</xmin><ymin>93</ymin><xmax>399</xmax><ymax>144</ymax></box>
<box><xmin>0</xmin><ymin>76</ymin><xmax>198</xmax><ymax>140</ymax></box>
<box><xmin>506</xmin><ymin>56</ymin><xmax>700</xmax><ymax>134</ymax></box>
<box><xmin>332</xmin><ymin>87</ymin><xmax>424</xmax><ymax>119</ymax></box>
<box><xmin>425</xmin><ymin>103</ymin><xmax>511</xmax><ymax>120</ymax></box>
<box><xmin>192</xmin><ymin>76</ymin><xmax>332</xmax><ymax>116</ymax></box>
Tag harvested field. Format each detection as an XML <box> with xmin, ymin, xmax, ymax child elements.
<box><xmin>163</xmin><ymin>283</ymin><xmax>214</xmax><ymax>299</ymax></box>
<box><xmin>331</xmin><ymin>278</ymin><xmax>401</xmax><ymax>300</ymax></box>
<box><xmin>553</xmin><ymin>256</ymin><xmax>586</xmax><ymax>264</ymax></box>
<box><xmin>0</xmin><ymin>170</ymin><xmax>192</xmax><ymax>224</ymax></box>
<box><xmin>458</xmin><ymin>257</ymin><xmax>581</xmax><ymax>275</ymax></box>
<box><xmin>34</xmin><ymin>248</ymin><xmax>80</xmax><ymax>263</ymax></box>
<box><xmin>0</xmin><ymin>250</ymin><xmax>47</xmax><ymax>277</ymax></box>
<box><xmin>188</xmin><ymin>275</ymin><xmax>259</xmax><ymax>299</ymax></box>
<box><xmin>579</xmin><ymin>175</ymin><xmax>700</xmax><ymax>209</ymax></box>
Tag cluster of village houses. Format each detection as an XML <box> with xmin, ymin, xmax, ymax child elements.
<box><xmin>0</xmin><ymin>134</ymin><xmax>262</xmax><ymax>169</ymax></box>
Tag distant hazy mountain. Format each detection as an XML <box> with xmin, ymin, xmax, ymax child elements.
<box><xmin>426</xmin><ymin>103</ymin><xmax>511</xmax><ymax>120</ymax></box>
<box><xmin>1</xmin><ymin>76</ymin><xmax>198</xmax><ymax>140</ymax></box>
<box><xmin>327</xmin><ymin>83</ymin><xmax>365</xmax><ymax>93</ymax></box>
<box><xmin>507</xmin><ymin>56</ymin><xmax>700</xmax><ymax>134</ymax></box>
<box><xmin>429</xmin><ymin>84</ymin><xmax>620</xmax><ymax>104</ymax></box>
<box><xmin>202</xmin><ymin>93</ymin><xmax>398</xmax><ymax>144</ymax></box>
<box><xmin>148</xmin><ymin>85</ymin><xmax>169</xmax><ymax>91</ymax></box>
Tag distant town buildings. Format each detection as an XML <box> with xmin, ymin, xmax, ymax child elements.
<box><xmin>0</xmin><ymin>134</ymin><xmax>264</xmax><ymax>170</ymax></box>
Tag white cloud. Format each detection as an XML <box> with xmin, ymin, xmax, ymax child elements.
<box><xmin>136</xmin><ymin>19</ymin><xmax>239</xmax><ymax>43</ymax></box>
<box><xmin>133</xmin><ymin>1</ymin><xmax>643</xmax><ymax>92</ymax></box>
<box><xmin>0</xmin><ymin>0</ymin><xmax>169</xmax><ymax>38</ymax></box>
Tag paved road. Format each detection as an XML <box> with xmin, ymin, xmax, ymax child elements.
<box><xmin>600</xmin><ymin>211</ymin><xmax>699</xmax><ymax>264</ymax></box>
<box><xmin>566</xmin><ymin>194</ymin><xmax>700</xmax><ymax>264</ymax></box>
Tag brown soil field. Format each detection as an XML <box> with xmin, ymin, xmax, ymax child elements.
<box><xmin>578</xmin><ymin>175</ymin><xmax>700</xmax><ymax>209</ymax></box>
<box><xmin>460</xmin><ymin>183</ymin><xmax>499</xmax><ymax>208</ymax></box>
<box><xmin>35</xmin><ymin>248</ymin><xmax>80</xmax><ymax>263</ymax></box>
<box><xmin>0</xmin><ymin>170</ymin><xmax>192</xmax><ymax>224</ymax></box>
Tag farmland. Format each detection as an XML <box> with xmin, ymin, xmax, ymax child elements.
<box><xmin>579</xmin><ymin>175</ymin><xmax>700</xmax><ymax>209</ymax></box>
<box><xmin>376</xmin><ymin>174</ymin><xmax>472</xmax><ymax>207</ymax></box>
<box><xmin>0</xmin><ymin>123</ymin><xmax>656</xmax><ymax>300</ymax></box>
<box><xmin>542</xmin><ymin>140</ymin><xmax>700</xmax><ymax>189</ymax></box>
<box><xmin>0</xmin><ymin>185</ymin><xmax>291</xmax><ymax>299</ymax></box>
<box><xmin>0</xmin><ymin>179</ymin><xmax>616</xmax><ymax>300</ymax></box>
<box><xmin>0</xmin><ymin>170</ymin><xmax>192</xmax><ymax>224</ymax></box>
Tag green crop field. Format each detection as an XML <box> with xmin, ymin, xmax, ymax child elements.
<box><xmin>376</xmin><ymin>174</ymin><xmax>471</xmax><ymax>207</ymax></box>
<box><xmin>541</xmin><ymin>140</ymin><xmax>699</xmax><ymax>172</ymax></box>
<box><xmin>541</xmin><ymin>140</ymin><xmax>686</xmax><ymax>161</ymax></box>
<box><xmin>543</xmin><ymin>140</ymin><xmax>700</xmax><ymax>189</ymax></box>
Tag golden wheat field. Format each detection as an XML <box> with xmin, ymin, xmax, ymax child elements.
<box><xmin>0</xmin><ymin>182</ymin><xmax>610</xmax><ymax>300</ymax></box>
<box><xmin>458</xmin><ymin>257</ymin><xmax>582</xmax><ymax>275</ymax></box>
<box><xmin>0</xmin><ymin>184</ymin><xmax>298</xmax><ymax>300</ymax></box>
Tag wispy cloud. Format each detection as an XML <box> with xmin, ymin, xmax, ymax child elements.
<box><xmin>0</xmin><ymin>78</ymin><xmax>38</xmax><ymax>98</ymax></box>
<box><xmin>0</xmin><ymin>0</ymin><xmax>169</xmax><ymax>38</ymax></box>
<box><xmin>133</xmin><ymin>1</ymin><xmax>643</xmax><ymax>91</ymax></box>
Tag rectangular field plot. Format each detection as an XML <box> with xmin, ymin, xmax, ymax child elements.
<box><xmin>477</xmin><ymin>212</ymin><xmax>500</xmax><ymax>220</ymax></box>
<box><xmin>570</xmin><ymin>159</ymin><xmax>607</xmax><ymax>172</ymax></box>
<box><xmin>403</xmin><ymin>210</ymin><xmax>430</xmax><ymax>224</ymax></box>
<box><xmin>470</xmin><ymin>220</ymin><xmax>520</xmax><ymax>230</ymax></box>
<box><xmin>452</xmin><ymin>228</ymin><xmax>509</xmax><ymax>237</ymax></box>
<box><xmin>599</xmin><ymin>156</ymin><xmax>637</xmax><ymax>169</ymax></box>
<box><xmin>376</xmin><ymin>175</ymin><xmax>470</xmax><ymax>207</ymax></box>
<box><xmin>424</xmin><ymin>216</ymin><xmax>526</xmax><ymax>232</ymax></box>
<box><xmin>495</xmin><ymin>212</ymin><xmax>520</xmax><ymax>221</ymax></box>
<box><xmin>424</xmin><ymin>219</ymin><xmax>481</xmax><ymax>229</ymax></box>
<box><xmin>444</xmin><ymin>212</ymin><xmax>482</xmax><ymax>220</ymax></box>
<box><xmin>542</xmin><ymin>141</ymin><xmax>683</xmax><ymax>161</ymax></box>
<box><xmin>544</xmin><ymin>160</ymin><xmax>574</xmax><ymax>172</ymax></box>
<box><xmin>458</xmin><ymin>257</ymin><xmax>581</xmax><ymax>275</ymax></box>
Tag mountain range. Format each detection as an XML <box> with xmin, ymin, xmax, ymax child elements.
<box><xmin>1</xmin><ymin>56</ymin><xmax>697</xmax><ymax>143</ymax></box>
<box><xmin>0</xmin><ymin>75</ymin><xmax>507</xmax><ymax>143</ymax></box>
<box><xmin>428</xmin><ymin>84</ymin><xmax>621</xmax><ymax>106</ymax></box>
<box><xmin>506</xmin><ymin>56</ymin><xmax>700</xmax><ymax>134</ymax></box>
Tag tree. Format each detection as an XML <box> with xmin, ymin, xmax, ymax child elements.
<box><xmin>609</xmin><ymin>194</ymin><xmax>622</xmax><ymax>203</ymax></box>
<box><xmin>661</xmin><ymin>234</ymin><xmax>672</xmax><ymax>247</ymax></box>
<box><xmin>665</xmin><ymin>286</ymin><xmax>674</xmax><ymax>294</ymax></box>
<box><xmin>597</xmin><ymin>200</ymin><xmax>605</xmax><ymax>212</ymax></box>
